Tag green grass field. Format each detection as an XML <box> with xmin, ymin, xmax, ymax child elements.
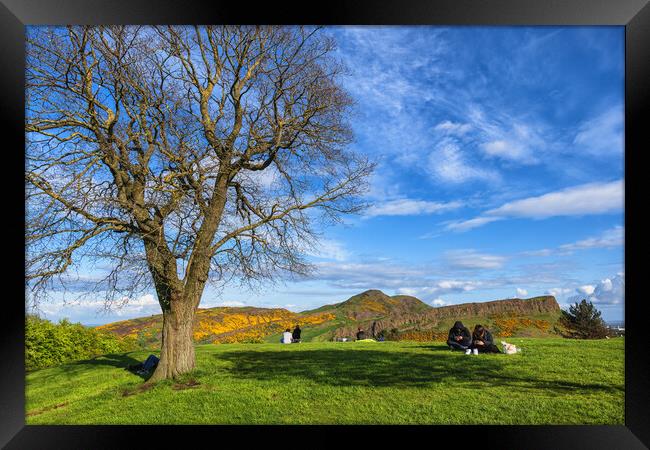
<box><xmin>26</xmin><ymin>338</ymin><xmax>624</xmax><ymax>425</ymax></box>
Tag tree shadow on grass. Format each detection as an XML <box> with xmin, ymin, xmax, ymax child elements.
<box><xmin>30</xmin><ymin>353</ymin><xmax>150</xmax><ymax>381</ymax></box>
<box><xmin>418</xmin><ymin>344</ymin><xmax>466</xmax><ymax>352</ymax></box>
<box><xmin>215</xmin><ymin>348</ymin><xmax>623</xmax><ymax>394</ymax></box>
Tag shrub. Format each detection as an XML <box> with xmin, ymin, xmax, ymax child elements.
<box><xmin>380</xmin><ymin>328</ymin><xmax>400</xmax><ymax>341</ymax></box>
<box><xmin>559</xmin><ymin>299</ymin><xmax>610</xmax><ymax>339</ymax></box>
<box><xmin>26</xmin><ymin>315</ymin><xmax>137</xmax><ymax>370</ymax></box>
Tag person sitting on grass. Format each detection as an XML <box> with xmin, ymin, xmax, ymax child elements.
<box><xmin>356</xmin><ymin>327</ymin><xmax>366</xmax><ymax>341</ymax></box>
<box><xmin>281</xmin><ymin>328</ymin><xmax>293</xmax><ymax>344</ymax></box>
<box><xmin>470</xmin><ymin>324</ymin><xmax>501</xmax><ymax>353</ymax></box>
<box><xmin>447</xmin><ymin>321</ymin><xmax>472</xmax><ymax>351</ymax></box>
<box><xmin>292</xmin><ymin>325</ymin><xmax>302</xmax><ymax>343</ymax></box>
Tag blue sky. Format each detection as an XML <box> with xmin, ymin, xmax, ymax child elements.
<box><xmin>36</xmin><ymin>26</ymin><xmax>625</xmax><ymax>324</ymax></box>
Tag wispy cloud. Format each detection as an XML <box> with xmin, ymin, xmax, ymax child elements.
<box><xmin>435</xmin><ymin>120</ymin><xmax>472</xmax><ymax>136</ymax></box>
<box><xmin>365</xmin><ymin>198</ymin><xmax>462</xmax><ymax>218</ymax></box>
<box><xmin>481</xmin><ymin>139</ymin><xmax>535</xmax><ymax>164</ymax></box>
<box><xmin>305</xmin><ymin>239</ymin><xmax>350</xmax><ymax>262</ymax></box>
<box><xmin>428</xmin><ymin>139</ymin><xmax>500</xmax><ymax>185</ymax></box>
<box><xmin>36</xmin><ymin>293</ymin><xmax>160</xmax><ymax>323</ymax></box>
<box><xmin>447</xmin><ymin>180</ymin><xmax>623</xmax><ymax>231</ymax></box>
<box><xmin>573</xmin><ymin>107</ymin><xmax>624</xmax><ymax>156</ymax></box>
<box><xmin>521</xmin><ymin>226</ymin><xmax>624</xmax><ymax>257</ymax></box>
<box><xmin>545</xmin><ymin>287</ymin><xmax>574</xmax><ymax>297</ymax></box>
<box><xmin>468</xmin><ymin>107</ymin><xmax>542</xmax><ymax>165</ymax></box>
<box><xmin>215</xmin><ymin>300</ymin><xmax>247</xmax><ymax>307</ymax></box>
<box><xmin>311</xmin><ymin>261</ymin><xmax>429</xmax><ymax>291</ymax></box>
<box><xmin>489</xmin><ymin>180</ymin><xmax>623</xmax><ymax>218</ymax></box>
<box><xmin>559</xmin><ymin>226</ymin><xmax>623</xmax><ymax>252</ymax></box>
<box><xmin>395</xmin><ymin>280</ymin><xmax>484</xmax><ymax>300</ymax></box>
<box><xmin>444</xmin><ymin>249</ymin><xmax>506</xmax><ymax>270</ymax></box>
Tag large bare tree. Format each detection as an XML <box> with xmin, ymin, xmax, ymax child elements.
<box><xmin>25</xmin><ymin>25</ymin><xmax>373</xmax><ymax>381</ymax></box>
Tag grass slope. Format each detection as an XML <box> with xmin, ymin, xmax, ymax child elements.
<box><xmin>26</xmin><ymin>338</ymin><xmax>624</xmax><ymax>425</ymax></box>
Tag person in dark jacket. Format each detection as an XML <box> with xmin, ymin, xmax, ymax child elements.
<box><xmin>447</xmin><ymin>320</ymin><xmax>472</xmax><ymax>351</ymax></box>
<box><xmin>356</xmin><ymin>328</ymin><xmax>367</xmax><ymax>340</ymax></box>
<box><xmin>292</xmin><ymin>325</ymin><xmax>302</xmax><ymax>343</ymax></box>
<box><xmin>470</xmin><ymin>324</ymin><xmax>501</xmax><ymax>353</ymax></box>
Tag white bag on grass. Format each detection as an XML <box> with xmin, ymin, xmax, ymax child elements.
<box><xmin>501</xmin><ymin>341</ymin><xmax>521</xmax><ymax>354</ymax></box>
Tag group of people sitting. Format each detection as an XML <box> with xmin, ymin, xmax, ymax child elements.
<box><xmin>281</xmin><ymin>325</ymin><xmax>302</xmax><ymax>344</ymax></box>
<box><xmin>280</xmin><ymin>321</ymin><xmax>500</xmax><ymax>352</ymax></box>
<box><xmin>447</xmin><ymin>321</ymin><xmax>501</xmax><ymax>354</ymax></box>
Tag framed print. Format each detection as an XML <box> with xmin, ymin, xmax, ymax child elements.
<box><xmin>2</xmin><ymin>0</ymin><xmax>648</xmax><ymax>448</ymax></box>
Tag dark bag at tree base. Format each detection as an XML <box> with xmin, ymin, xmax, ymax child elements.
<box><xmin>142</xmin><ymin>354</ymin><xmax>160</xmax><ymax>371</ymax></box>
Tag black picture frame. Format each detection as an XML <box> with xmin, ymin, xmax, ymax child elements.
<box><xmin>1</xmin><ymin>0</ymin><xmax>648</xmax><ymax>448</ymax></box>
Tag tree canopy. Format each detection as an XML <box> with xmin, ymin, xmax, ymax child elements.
<box><xmin>559</xmin><ymin>299</ymin><xmax>610</xmax><ymax>339</ymax></box>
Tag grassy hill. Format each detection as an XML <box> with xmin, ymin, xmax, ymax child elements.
<box><xmin>97</xmin><ymin>290</ymin><xmax>563</xmax><ymax>346</ymax></box>
<box><xmin>25</xmin><ymin>338</ymin><xmax>624</xmax><ymax>425</ymax></box>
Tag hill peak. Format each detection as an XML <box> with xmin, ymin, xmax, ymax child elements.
<box><xmin>346</xmin><ymin>289</ymin><xmax>390</xmax><ymax>302</ymax></box>
<box><xmin>359</xmin><ymin>289</ymin><xmax>387</xmax><ymax>296</ymax></box>
<box><xmin>330</xmin><ymin>289</ymin><xmax>431</xmax><ymax>321</ymax></box>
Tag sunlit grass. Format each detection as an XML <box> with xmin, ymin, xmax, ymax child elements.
<box><xmin>26</xmin><ymin>338</ymin><xmax>624</xmax><ymax>424</ymax></box>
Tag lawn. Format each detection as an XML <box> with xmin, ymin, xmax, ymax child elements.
<box><xmin>25</xmin><ymin>338</ymin><xmax>624</xmax><ymax>425</ymax></box>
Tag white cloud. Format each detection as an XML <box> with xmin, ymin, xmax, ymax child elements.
<box><xmin>468</xmin><ymin>107</ymin><xmax>541</xmax><ymax>164</ymax></box>
<box><xmin>559</xmin><ymin>226</ymin><xmax>624</xmax><ymax>252</ymax></box>
<box><xmin>545</xmin><ymin>288</ymin><xmax>573</xmax><ymax>297</ymax></box>
<box><xmin>446</xmin><ymin>216</ymin><xmax>501</xmax><ymax>232</ymax></box>
<box><xmin>35</xmin><ymin>292</ymin><xmax>161</xmax><ymax>324</ymax></box>
<box><xmin>429</xmin><ymin>140</ymin><xmax>499</xmax><ymax>185</ymax></box>
<box><xmin>434</xmin><ymin>280</ymin><xmax>482</xmax><ymax>293</ymax></box>
<box><xmin>574</xmin><ymin>107</ymin><xmax>624</xmax><ymax>156</ymax></box>
<box><xmin>567</xmin><ymin>273</ymin><xmax>624</xmax><ymax>305</ymax></box>
<box><xmin>431</xmin><ymin>298</ymin><xmax>446</xmax><ymax>306</ymax></box>
<box><xmin>516</xmin><ymin>288</ymin><xmax>528</xmax><ymax>297</ymax></box>
<box><xmin>392</xmin><ymin>281</ymin><xmax>482</xmax><ymax>301</ymax></box>
<box><xmin>519</xmin><ymin>226</ymin><xmax>624</xmax><ymax>258</ymax></box>
<box><xmin>310</xmin><ymin>259</ymin><xmax>490</xmax><ymax>301</ymax></box>
<box><xmin>306</xmin><ymin>239</ymin><xmax>350</xmax><ymax>262</ymax></box>
<box><xmin>365</xmin><ymin>198</ymin><xmax>462</xmax><ymax>218</ymax></box>
<box><xmin>444</xmin><ymin>249</ymin><xmax>506</xmax><ymax>270</ymax></box>
<box><xmin>577</xmin><ymin>285</ymin><xmax>596</xmax><ymax>295</ymax></box>
<box><xmin>435</xmin><ymin>120</ymin><xmax>472</xmax><ymax>135</ymax></box>
<box><xmin>482</xmin><ymin>140</ymin><xmax>535</xmax><ymax>163</ymax></box>
<box><xmin>217</xmin><ymin>300</ymin><xmax>246</xmax><ymax>307</ymax></box>
<box><xmin>489</xmin><ymin>180</ymin><xmax>623</xmax><ymax>218</ymax></box>
<box><xmin>311</xmin><ymin>261</ymin><xmax>429</xmax><ymax>291</ymax></box>
<box><xmin>234</xmin><ymin>164</ymin><xmax>282</xmax><ymax>190</ymax></box>
<box><xmin>397</xmin><ymin>287</ymin><xmax>418</xmax><ymax>296</ymax></box>
<box><xmin>521</xmin><ymin>248</ymin><xmax>554</xmax><ymax>257</ymax></box>
<box><xmin>447</xmin><ymin>180</ymin><xmax>624</xmax><ymax>231</ymax></box>
<box><xmin>129</xmin><ymin>294</ymin><xmax>157</xmax><ymax>306</ymax></box>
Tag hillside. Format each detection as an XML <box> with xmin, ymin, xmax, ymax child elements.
<box><xmin>97</xmin><ymin>306</ymin><xmax>335</xmax><ymax>346</ymax></box>
<box><xmin>97</xmin><ymin>290</ymin><xmax>562</xmax><ymax>345</ymax></box>
<box><xmin>316</xmin><ymin>293</ymin><xmax>561</xmax><ymax>342</ymax></box>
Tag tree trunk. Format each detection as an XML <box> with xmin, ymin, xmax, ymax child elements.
<box><xmin>148</xmin><ymin>298</ymin><xmax>196</xmax><ymax>382</ymax></box>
